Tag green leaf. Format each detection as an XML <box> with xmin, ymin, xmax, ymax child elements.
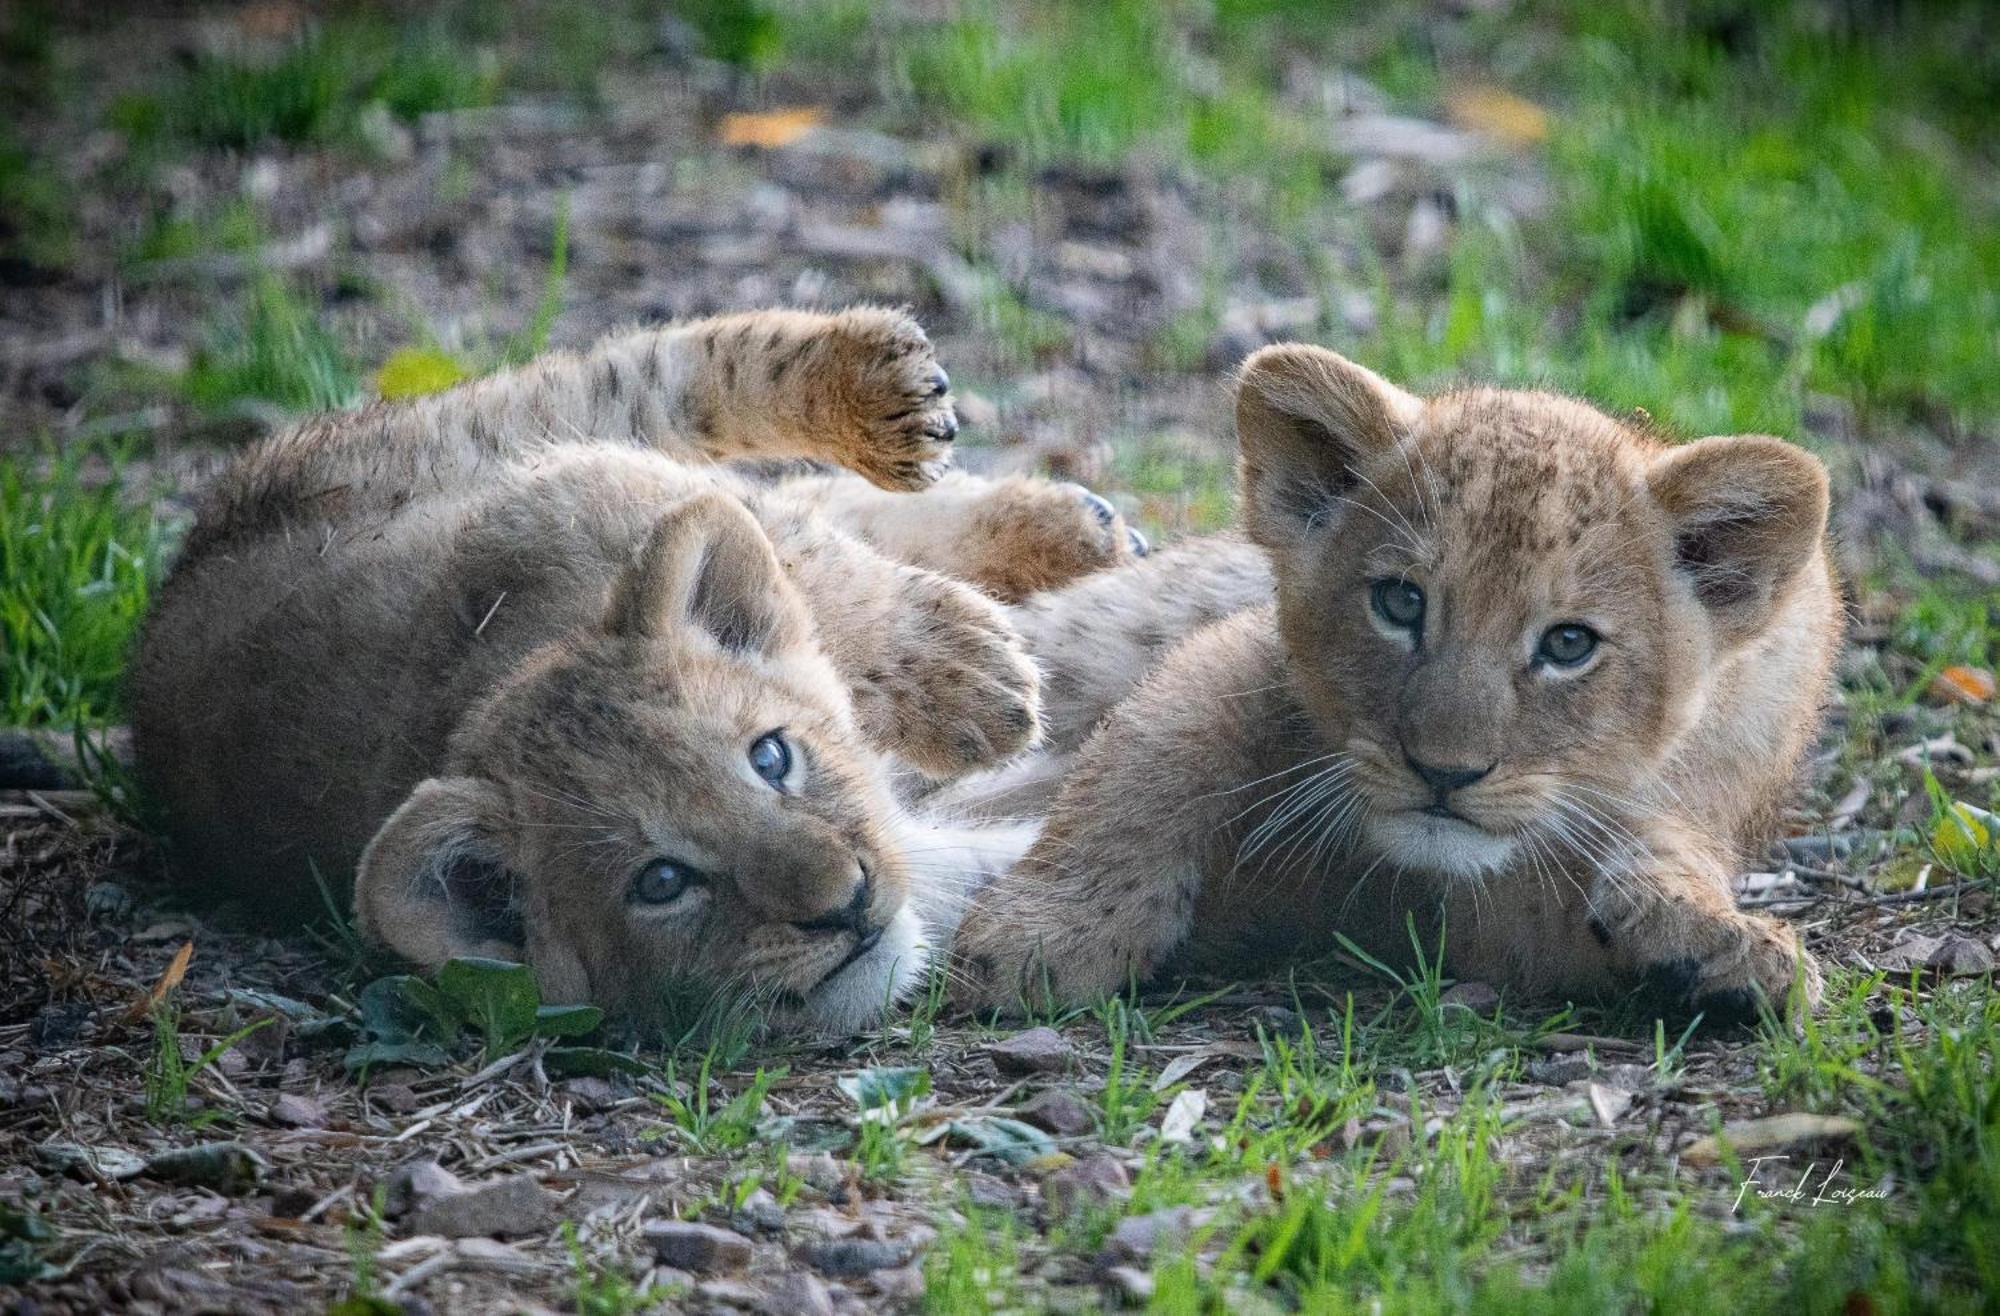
<box><xmin>542</xmin><ymin>1046</ymin><xmax>649</xmax><ymax>1079</ymax></box>
<box><xmin>356</xmin><ymin>974</ymin><xmax>460</xmax><ymax>1045</ymax></box>
<box><xmin>533</xmin><ymin>1003</ymin><xmax>604</xmax><ymax>1040</ymax></box>
<box><xmin>375</xmin><ymin>345</ymin><xmax>469</xmax><ymax>399</ymax></box>
<box><xmin>327</xmin><ymin>1298</ymin><xmax>405</xmax><ymax>1316</ymax></box>
<box><xmin>437</xmin><ymin>957</ymin><xmax>542</xmax><ymax>1058</ymax></box>
<box><xmin>837</xmin><ymin>1066</ymin><xmax>931</xmax><ymax>1115</ymax></box>
<box><xmin>344</xmin><ymin>1039</ymin><xmax>452</xmax><ymax>1075</ymax></box>
<box><xmin>942</xmin><ymin>1115</ymin><xmax>1057</xmax><ymax>1167</ymax></box>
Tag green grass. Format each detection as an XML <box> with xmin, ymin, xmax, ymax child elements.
<box><xmin>183</xmin><ymin>273</ymin><xmax>361</xmax><ymax>415</ymax></box>
<box><xmin>648</xmin><ymin>1054</ymin><xmax>779</xmax><ymax>1154</ymax></box>
<box><xmin>113</xmin><ymin>14</ymin><xmax>498</xmax><ymax>153</ymax></box>
<box><xmin>144</xmin><ymin>1006</ymin><xmax>271</xmax><ymax>1126</ymax></box>
<box><xmin>0</xmin><ymin>120</ymin><xmax>71</xmax><ymax>276</ymax></box>
<box><xmin>0</xmin><ymin>445</ymin><xmax>172</xmax><ymax>728</ymax></box>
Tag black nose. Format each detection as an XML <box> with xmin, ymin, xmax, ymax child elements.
<box><xmin>1405</xmin><ymin>755</ymin><xmax>1493</xmax><ymax>799</ymax></box>
<box><xmin>795</xmin><ymin>873</ymin><xmax>875</xmax><ymax>937</ymax></box>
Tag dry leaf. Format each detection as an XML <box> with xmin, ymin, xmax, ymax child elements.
<box><xmin>718</xmin><ymin>107</ymin><xmax>827</xmax><ymax>149</ymax></box>
<box><xmin>1446</xmin><ymin>87</ymin><xmax>1549</xmax><ymax>148</ymax></box>
<box><xmin>1150</xmin><ymin>1051</ymin><xmax>1213</xmax><ymax>1092</ymax></box>
<box><xmin>125</xmin><ymin>940</ymin><xmax>194</xmax><ymax>1024</ymax></box>
<box><xmin>1930</xmin><ymin>665</ymin><xmax>1995</xmax><ymax>706</ymax></box>
<box><xmin>1158</xmin><ymin>1088</ymin><xmax>1207</xmax><ymax>1144</ymax></box>
<box><xmin>1681</xmin><ymin>1113</ymin><xmax>1861</xmax><ymax>1166</ymax></box>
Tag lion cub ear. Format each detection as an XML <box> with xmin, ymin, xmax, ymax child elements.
<box><xmin>1648</xmin><ymin>435</ymin><xmax>1829</xmax><ymax>646</ymax></box>
<box><xmin>355</xmin><ymin>776</ymin><xmax>524</xmax><ymax>970</ymax></box>
<box><xmin>604</xmin><ymin>493</ymin><xmax>810</xmax><ymax>655</ymax></box>
<box><xmin>1234</xmin><ymin>344</ymin><xmax>1424</xmax><ymax>554</ymax></box>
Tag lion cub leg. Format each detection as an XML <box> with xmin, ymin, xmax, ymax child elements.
<box><xmin>950</xmin><ymin>610</ymin><xmax>1291</xmax><ymax>1013</ymax></box>
<box><xmin>666</xmin><ymin>307</ymin><xmax>961</xmax><ymax>488</ymax></box>
<box><xmin>753</xmin><ymin>500</ymin><xmax>1041</xmax><ymax>778</ymax></box>
<box><xmin>784</xmin><ymin>469</ymin><xmax>1146</xmax><ymax>602</ymax></box>
<box><xmin>1574</xmin><ymin>821</ymin><xmax>1822</xmax><ymax>1023</ymax></box>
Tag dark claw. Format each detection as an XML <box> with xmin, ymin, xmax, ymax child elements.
<box><xmin>923</xmin><ymin>364</ymin><xmax>950</xmax><ymax>398</ymax></box>
<box><xmin>1126</xmin><ymin>526</ymin><xmax>1150</xmax><ymax>557</ymax></box>
<box><xmin>1080</xmin><ymin>490</ymin><xmax>1118</xmax><ymax>527</ymax></box>
<box><xmin>924</xmin><ymin>410</ymin><xmax>959</xmax><ymax>443</ymax></box>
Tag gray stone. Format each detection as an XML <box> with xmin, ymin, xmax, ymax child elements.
<box><xmin>1018</xmin><ymin>1087</ymin><xmax>1095</xmax><ymax>1138</ymax></box>
<box><xmin>988</xmin><ymin>1027</ymin><xmax>1075</xmax><ymax>1076</ymax></box>
<box><xmin>1042</xmin><ymin>1154</ymin><xmax>1130</xmax><ymax>1217</ymax></box>
<box><xmin>557</xmin><ymin>1076</ymin><xmax>622</xmax><ymax>1112</ymax></box>
<box><xmin>383</xmin><ymin>1160</ymin><xmax>464</xmax><ymax>1218</ymax></box>
<box><xmin>759</xmin><ymin>1271</ymin><xmax>834</xmax><ymax>1316</ymax></box>
<box><xmin>1099</xmin><ymin>1206</ymin><xmax>1207</xmax><ymax>1265</ymax></box>
<box><xmin>871</xmin><ymin>1265</ymin><xmax>926</xmax><ymax>1303</ymax></box>
<box><xmin>799</xmin><ymin>1236</ymin><xmax>912</xmax><ymax>1277</ymax></box>
<box><xmin>1107</xmin><ymin>1265</ymin><xmax>1155</xmax><ymax>1305</ymax></box>
<box><xmin>644</xmin><ymin>1219</ymin><xmax>753</xmax><ymax>1274</ymax></box>
<box><xmin>1526</xmin><ymin>1055</ymin><xmax>1592</xmax><ymax>1086</ymax></box>
<box><xmin>369</xmin><ymin>1082</ymin><xmax>422</xmax><ymax>1115</ymax></box>
<box><xmin>406</xmin><ymin>1174</ymin><xmax>556</xmax><ymax>1239</ymax></box>
<box><xmin>268</xmin><ymin>1092</ymin><xmax>327</xmax><ymax>1128</ymax></box>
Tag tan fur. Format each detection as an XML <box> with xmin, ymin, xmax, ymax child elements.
<box><xmin>130</xmin><ymin>308</ymin><xmax>1130</xmax><ymax>1033</ymax></box>
<box><xmin>954</xmin><ymin>344</ymin><xmax>1840</xmax><ymax>1023</ymax></box>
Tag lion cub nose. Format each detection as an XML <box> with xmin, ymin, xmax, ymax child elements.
<box><xmin>1404</xmin><ymin>755</ymin><xmax>1493</xmax><ymax>802</ymax></box>
<box><xmin>793</xmin><ymin>873</ymin><xmax>876</xmax><ymax>938</ymax></box>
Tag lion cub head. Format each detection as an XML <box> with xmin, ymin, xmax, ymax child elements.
<box><xmin>354</xmin><ymin>494</ymin><xmax>923</xmax><ymax>1034</ymax></box>
<box><xmin>1235</xmin><ymin>344</ymin><xmax>1829</xmax><ymax>881</ymax></box>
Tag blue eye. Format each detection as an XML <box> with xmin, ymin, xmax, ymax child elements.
<box><xmin>1537</xmin><ymin>624</ymin><xmax>1599</xmax><ymax>667</ymax></box>
<box><xmin>632</xmin><ymin>859</ymin><xmax>698</xmax><ymax>905</ymax></box>
<box><xmin>1370</xmin><ymin>579</ymin><xmax>1426</xmax><ymax>633</ymax></box>
<box><xmin>749</xmin><ymin>732</ymin><xmax>791</xmax><ymax>786</ymax></box>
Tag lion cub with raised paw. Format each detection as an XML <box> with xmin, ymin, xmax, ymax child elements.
<box><xmin>954</xmin><ymin>343</ymin><xmax>1839</xmax><ymax>1024</ymax></box>
<box><xmin>132</xmin><ymin>307</ymin><xmax>1139</xmax><ymax>1035</ymax></box>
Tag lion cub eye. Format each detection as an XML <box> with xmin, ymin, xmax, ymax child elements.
<box><xmin>1370</xmin><ymin>578</ymin><xmax>1427</xmax><ymax>635</ymax></box>
<box><xmin>1537</xmin><ymin>623</ymin><xmax>1600</xmax><ymax>668</ymax></box>
<box><xmin>748</xmin><ymin>731</ymin><xmax>792</xmax><ymax>787</ymax></box>
<box><xmin>631</xmin><ymin>858</ymin><xmax>700</xmax><ymax>905</ymax></box>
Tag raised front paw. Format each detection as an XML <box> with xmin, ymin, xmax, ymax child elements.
<box><xmin>954</xmin><ymin>480</ymin><xmax>1149</xmax><ymax>602</ymax></box>
<box><xmin>856</xmin><ymin>568</ymin><xmax>1041</xmax><ymax>777</ymax></box>
<box><xmin>812</xmin><ymin>308</ymin><xmax>960</xmax><ymax>492</ymax></box>
<box><xmin>1632</xmin><ymin>913</ymin><xmax>1822</xmax><ymax>1026</ymax></box>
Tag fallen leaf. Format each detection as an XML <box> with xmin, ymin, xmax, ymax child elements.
<box><xmin>125</xmin><ymin>940</ymin><xmax>193</xmax><ymax>1024</ymax></box>
<box><xmin>718</xmin><ymin>107</ymin><xmax>826</xmax><ymax>149</ymax></box>
<box><xmin>1150</xmin><ymin>1052</ymin><xmax>1213</xmax><ymax>1092</ymax></box>
<box><xmin>1932</xmin><ymin>801</ymin><xmax>1995</xmax><ymax>874</ymax></box>
<box><xmin>377</xmin><ymin>347</ymin><xmax>470</xmax><ymax>400</ymax></box>
<box><xmin>1929</xmin><ymin>665</ymin><xmax>1995</xmax><ymax>706</ymax></box>
<box><xmin>1158</xmin><ymin>1088</ymin><xmax>1207</xmax><ymax>1144</ymax></box>
<box><xmin>942</xmin><ymin>1115</ymin><xmax>1055</xmax><ymax>1167</ymax></box>
<box><xmin>1446</xmin><ymin>86</ymin><xmax>1549</xmax><ymax>148</ymax></box>
<box><xmin>1681</xmin><ymin>1113</ymin><xmax>1861</xmax><ymax>1166</ymax></box>
<box><xmin>1585</xmin><ymin>1082</ymin><xmax>1633</xmax><ymax>1128</ymax></box>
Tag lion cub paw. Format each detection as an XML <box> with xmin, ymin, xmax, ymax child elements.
<box><xmin>815</xmin><ymin>308</ymin><xmax>960</xmax><ymax>492</ymax></box>
<box><xmin>1635</xmin><ymin>915</ymin><xmax>1821</xmax><ymax>1026</ymax></box>
<box><xmin>860</xmin><ymin>569</ymin><xmax>1041</xmax><ymax>777</ymax></box>
<box><xmin>956</xmin><ymin>481</ymin><xmax>1149</xmax><ymax>602</ymax></box>
<box><xmin>950</xmin><ymin>899</ymin><xmax>1117</xmax><ymax>1017</ymax></box>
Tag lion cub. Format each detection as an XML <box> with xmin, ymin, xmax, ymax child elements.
<box><xmin>954</xmin><ymin>344</ymin><xmax>1839</xmax><ymax>1023</ymax></box>
<box><xmin>131</xmin><ymin>307</ymin><xmax>1137</xmax><ymax>1033</ymax></box>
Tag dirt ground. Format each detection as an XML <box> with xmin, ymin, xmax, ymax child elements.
<box><xmin>2</xmin><ymin>4</ymin><xmax>1997</xmax><ymax>1313</ymax></box>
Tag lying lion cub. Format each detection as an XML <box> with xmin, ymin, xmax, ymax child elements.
<box><xmin>131</xmin><ymin>307</ymin><xmax>1141</xmax><ymax>1033</ymax></box>
<box><xmin>954</xmin><ymin>344</ymin><xmax>1839</xmax><ymax>1023</ymax></box>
